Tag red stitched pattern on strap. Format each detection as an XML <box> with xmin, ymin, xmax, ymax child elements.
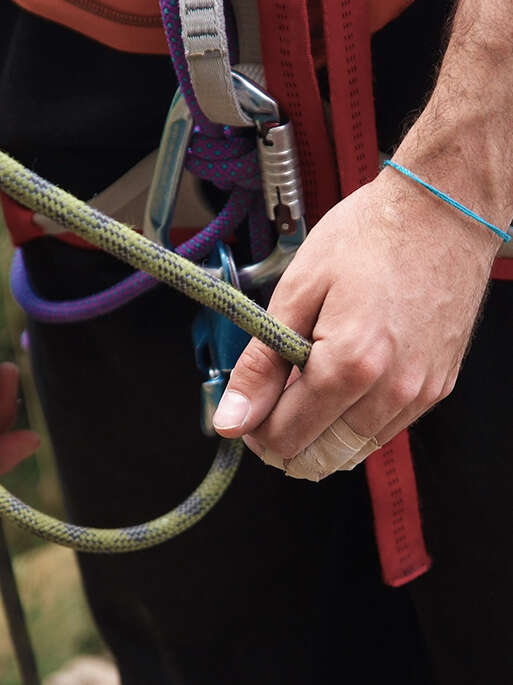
<box><xmin>366</xmin><ymin>432</ymin><xmax>432</xmax><ymax>587</ymax></box>
<box><xmin>321</xmin><ymin>0</ymin><xmax>379</xmax><ymax>196</ymax></box>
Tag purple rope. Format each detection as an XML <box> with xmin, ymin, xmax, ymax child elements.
<box><xmin>12</xmin><ymin>1</ymin><xmax>274</xmax><ymax>325</ymax></box>
<box><xmin>11</xmin><ymin>250</ymin><xmax>156</xmax><ymax>324</ymax></box>
<box><xmin>176</xmin><ymin>186</ymin><xmax>251</xmax><ymax>259</ymax></box>
<box><xmin>10</xmin><ymin>188</ymin><xmax>253</xmax><ymax>323</ymax></box>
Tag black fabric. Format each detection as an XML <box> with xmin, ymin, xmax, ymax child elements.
<box><xmin>407</xmin><ymin>279</ymin><xmax>513</xmax><ymax>684</ymax></box>
<box><xmin>372</xmin><ymin>0</ymin><xmax>455</xmax><ymax>152</ymax></box>
<box><xmin>0</xmin><ymin>1</ymin><xmax>511</xmax><ymax>684</ymax></box>
<box><xmin>0</xmin><ymin>2</ymin><xmax>175</xmax><ymax>199</ymax></box>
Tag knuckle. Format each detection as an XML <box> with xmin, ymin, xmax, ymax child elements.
<box><xmin>441</xmin><ymin>373</ymin><xmax>458</xmax><ymax>400</ymax></box>
<box><xmin>314</xmin><ymin>366</ymin><xmax>343</xmax><ymax>395</ymax></box>
<box><xmin>270</xmin><ymin>440</ymin><xmax>294</xmax><ymax>460</ymax></box>
<box><xmin>389</xmin><ymin>375</ymin><xmax>423</xmax><ymax>408</ymax></box>
<box><xmin>420</xmin><ymin>379</ymin><xmax>445</xmax><ymax>406</ymax></box>
<box><xmin>343</xmin><ymin>353</ymin><xmax>384</xmax><ymax>389</ymax></box>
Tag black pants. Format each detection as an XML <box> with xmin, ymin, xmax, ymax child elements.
<box><xmin>3</xmin><ymin>1</ymin><xmax>512</xmax><ymax>683</ymax></box>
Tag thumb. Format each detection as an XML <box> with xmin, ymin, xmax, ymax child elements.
<box><xmin>212</xmin><ymin>337</ymin><xmax>291</xmax><ymax>438</ymax></box>
<box><xmin>212</xmin><ymin>242</ymin><xmax>328</xmax><ymax>438</ymax></box>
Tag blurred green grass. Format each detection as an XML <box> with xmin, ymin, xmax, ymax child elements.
<box><xmin>0</xmin><ymin>215</ymin><xmax>107</xmax><ymax>683</ymax></box>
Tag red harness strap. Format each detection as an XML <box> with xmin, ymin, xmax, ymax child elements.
<box><xmin>321</xmin><ymin>0</ymin><xmax>379</xmax><ymax>195</ymax></box>
<box><xmin>365</xmin><ymin>432</ymin><xmax>431</xmax><ymax>586</ymax></box>
<box><xmin>491</xmin><ymin>257</ymin><xmax>513</xmax><ymax>280</ymax></box>
<box><xmin>321</xmin><ymin>2</ymin><xmax>431</xmax><ymax>586</ymax></box>
<box><xmin>0</xmin><ymin>191</ymin><xmax>206</xmax><ymax>251</ymax></box>
<box><xmin>259</xmin><ymin>0</ymin><xmax>431</xmax><ymax>587</ymax></box>
<box><xmin>0</xmin><ymin>191</ymin><xmax>95</xmax><ymax>249</ymax></box>
<box><xmin>257</xmin><ymin>0</ymin><xmax>340</xmax><ymax>227</ymax></box>
<box><xmin>321</xmin><ymin>0</ymin><xmax>431</xmax><ymax>588</ymax></box>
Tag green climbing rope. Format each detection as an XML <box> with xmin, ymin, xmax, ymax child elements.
<box><xmin>0</xmin><ymin>151</ymin><xmax>312</xmax><ymax>553</ymax></box>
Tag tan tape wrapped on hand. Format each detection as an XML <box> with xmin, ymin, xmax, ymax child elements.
<box><xmin>263</xmin><ymin>417</ymin><xmax>380</xmax><ymax>482</ymax></box>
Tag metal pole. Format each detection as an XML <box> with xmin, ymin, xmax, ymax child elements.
<box><xmin>0</xmin><ymin>519</ymin><xmax>40</xmax><ymax>684</ymax></box>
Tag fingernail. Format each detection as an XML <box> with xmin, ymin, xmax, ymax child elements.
<box><xmin>242</xmin><ymin>434</ymin><xmax>264</xmax><ymax>459</ymax></box>
<box><xmin>213</xmin><ymin>391</ymin><xmax>250</xmax><ymax>430</ymax></box>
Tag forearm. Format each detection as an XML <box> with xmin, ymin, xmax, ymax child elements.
<box><xmin>394</xmin><ymin>0</ymin><xmax>513</xmax><ymax>254</ymax></box>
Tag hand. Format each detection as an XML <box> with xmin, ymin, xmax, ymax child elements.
<box><xmin>0</xmin><ymin>362</ymin><xmax>40</xmax><ymax>474</ymax></box>
<box><xmin>213</xmin><ymin>164</ymin><xmax>502</xmax><ymax>481</ymax></box>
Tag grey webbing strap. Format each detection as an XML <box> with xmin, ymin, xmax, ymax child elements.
<box><xmin>180</xmin><ymin>0</ymin><xmax>264</xmax><ymax>126</ymax></box>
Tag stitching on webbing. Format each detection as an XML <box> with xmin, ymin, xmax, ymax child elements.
<box><xmin>187</xmin><ymin>31</ymin><xmax>218</xmax><ymax>38</ymax></box>
<box><xmin>185</xmin><ymin>3</ymin><xmax>214</xmax><ymax>13</ymax></box>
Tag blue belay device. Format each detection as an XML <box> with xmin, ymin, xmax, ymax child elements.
<box><xmin>193</xmin><ymin>242</ymin><xmax>251</xmax><ymax>436</ymax></box>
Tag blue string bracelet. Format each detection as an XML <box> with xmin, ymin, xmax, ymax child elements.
<box><xmin>383</xmin><ymin>160</ymin><xmax>511</xmax><ymax>243</ymax></box>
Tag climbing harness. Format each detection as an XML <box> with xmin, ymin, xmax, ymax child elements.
<box><xmin>0</xmin><ymin>143</ymin><xmax>309</xmax><ymax>551</ymax></box>
<box><xmin>0</xmin><ymin>0</ymin><xmax>435</xmax><ymax>584</ymax></box>
<box><xmin>0</xmin><ymin>0</ymin><xmax>313</xmax><ymax>553</ymax></box>
<box><xmin>6</xmin><ymin>0</ymin><xmax>513</xmax><ymax>605</ymax></box>
<box><xmin>2</xmin><ymin>3</ymin><xmax>513</xmax><ymax>684</ymax></box>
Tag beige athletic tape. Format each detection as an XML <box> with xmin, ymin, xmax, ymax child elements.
<box><xmin>263</xmin><ymin>417</ymin><xmax>380</xmax><ymax>482</ymax></box>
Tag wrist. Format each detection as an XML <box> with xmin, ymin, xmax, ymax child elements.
<box><xmin>401</xmin><ymin>105</ymin><xmax>513</xmax><ymax>220</ymax></box>
<box><xmin>390</xmin><ymin>0</ymin><xmax>513</xmax><ymax>254</ymax></box>
<box><xmin>391</xmin><ymin>114</ymin><xmax>509</xmax><ymax>259</ymax></box>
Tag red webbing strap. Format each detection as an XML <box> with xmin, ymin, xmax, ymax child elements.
<box><xmin>257</xmin><ymin>0</ymin><xmax>339</xmax><ymax>228</ymax></box>
<box><xmin>319</xmin><ymin>0</ymin><xmax>430</xmax><ymax>587</ymax></box>
<box><xmin>491</xmin><ymin>257</ymin><xmax>513</xmax><ymax>280</ymax></box>
<box><xmin>365</xmin><ymin>432</ymin><xmax>432</xmax><ymax>586</ymax></box>
<box><xmin>321</xmin><ymin>0</ymin><xmax>379</xmax><ymax>195</ymax></box>
<box><xmin>0</xmin><ymin>191</ymin><xmax>95</xmax><ymax>250</ymax></box>
<box><xmin>258</xmin><ymin>0</ymin><xmax>430</xmax><ymax>586</ymax></box>
<box><xmin>0</xmin><ymin>192</ymin><xmax>204</xmax><ymax>250</ymax></box>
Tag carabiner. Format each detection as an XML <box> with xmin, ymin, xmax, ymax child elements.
<box><xmin>143</xmin><ymin>88</ymin><xmax>193</xmax><ymax>248</ymax></box>
<box><xmin>203</xmin><ymin>71</ymin><xmax>307</xmax><ymax>289</ymax></box>
<box><xmin>145</xmin><ymin>74</ymin><xmax>306</xmax><ymax>287</ymax></box>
